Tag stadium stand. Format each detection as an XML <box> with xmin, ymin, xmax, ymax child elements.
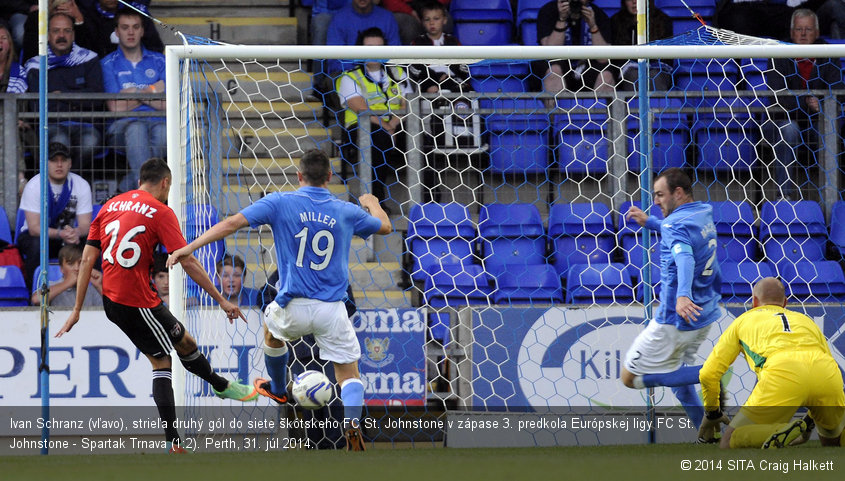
<box><xmin>618</xmin><ymin>200</ymin><xmax>662</xmax><ymax>278</ymax></box>
<box><xmin>831</xmin><ymin>201</ymin><xmax>845</xmax><ymax>257</ymax></box>
<box><xmin>0</xmin><ymin>206</ymin><xmax>13</xmax><ymax>244</ymax></box>
<box><xmin>406</xmin><ymin>202</ymin><xmax>476</xmax><ymax>282</ymax></box>
<box><xmin>759</xmin><ymin>200</ymin><xmax>828</xmax><ymax>267</ymax></box>
<box><xmin>626</xmin><ymin>98</ymin><xmax>688</xmax><ymax>172</ymax></box>
<box><xmin>450</xmin><ymin>0</ymin><xmax>513</xmax><ymax>45</ymax></box>
<box><xmin>710</xmin><ymin>200</ymin><xmax>757</xmax><ymax>262</ymax></box>
<box><xmin>477</xmin><ymin>203</ymin><xmax>547</xmax><ymax>273</ymax></box>
<box><xmin>485</xmin><ymin>98</ymin><xmax>550</xmax><ymax>173</ymax></box>
<box><xmin>565</xmin><ymin>262</ymin><xmax>635</xmax><ymax>304</ymax></box>
<box><xmin>554</xmin><ymin>98</ymin><xmax>610</xmax><ymax>175</ymax></box>
<box><xmin>492</xmin><ymin>263</ymin><xmax>564</xmax><ymax>304</ymax></box>
<box><xmin>32</xmin><ymin>264</ymin><xmax>63</xmax><ymax>293</ymax></box>
<box><xmin>779</xmin><ymin>260</ymin><xmax>845</xmax><ymax>302</ymax></box>
<box><xmin>548</xmin><ymin>202</ymin><xmax>615</xmax><ymax>279</ymax></box>
<box><xmin>719</xmin><ymin>260</ymin><xmax>775</xmax><ymax>303</ymax></box>
<box><xmin>424</xmin><ymin>263</ymin><xmax>494</xmax><ymax>307</ymax></box>
<box><xmin>515</xmin><ymin>0</ymin><xmax>547</xmax><ymax>46</ymax></box>
<box><xmin>0</xmin><ymin>265</ymin><xmax>29</xmax><ymax>306</ymax></box>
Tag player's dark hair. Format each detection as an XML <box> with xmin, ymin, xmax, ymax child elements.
<box><xmin>299</xmin><ymin>149</ymin><xmax>331</xmax><ymax>186</ymax></box>
<box><xmin>356</xmin><ymin>27</ymin><xmax>386</xmax><ymax>46</ymax></box>
<box><xmin>656</xmin><ymin>167</ymin><xmax>692</xmax><ymax>196</ymax></box>
<box><xmin>418</xmin><ymin>1</ymin><xmax>447</xmax><ymax>16</ymax></box>
<box><xmin>114</xmin><ymin>8</ymin><xmax>143</xmax><ymax>25</ymax></box>
<box><xmin>139</xmin><ymin>157</ymin><xmax>171</xmax><ymax>185</ymax></box>
<box><xmin>216</xmin><ymin>253</ymin><xmax>246</xmax><ymax>274</ymax></box>
<box><xmin>152</xmin><ymin>252</ymin><xmax>168</xmax><ymax>275</ymax></box>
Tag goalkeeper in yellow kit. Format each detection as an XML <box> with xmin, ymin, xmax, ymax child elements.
<box><xmin>698</xmin><ymin>277</ymin><xmax>845</xmax><ymax>448</ymax></box>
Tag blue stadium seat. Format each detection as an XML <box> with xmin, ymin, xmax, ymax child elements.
<box><xmin>0</xmin><ymin>265</ymin><xmax>29</xmax><ymax>306</ymax></box>
<box><xmin>591</xmin><ymin>0</ymin><xmax>621</xmax><ymax>17</ymax></box>
<box><xmin>516</xmin><ymin>0</ymin><xmax>548</xmax><ymax>45</ymax></box>
<box><xmin>407</xmin><ymin>203</ymin><xmax>476</xmax><ymax>282</ymax></box>
<box><xmin>675</xmin><ymin>58</ymin><xmax>740</xmax><ymax>101</ymax></box>
<box><xmin>492</xmin><ymin>263</ymin><xmax>563</xmax><ymax>304</ymax></box>
<box><xmin>554</xmin><ymin>98</ymin><xmax>609</xmax><ymax>175</ymax></box>
<box><xmin>720</xmin><ymin>260</ymin><xmax>774</xmax><ymax>303</ymax></box>
<box><xmin>424</xmin><ymin>264</ymin><xmax>493</xmax><ymax>308</ymax></box>
<box><xmin>32</xmin><ymin>264</ymin><xmax>63</xmax><ymax>293</ymax></box>
<box><xmin>618</xmin><ymin>201</ymin><xmax>662</xmax><ymax>279</ymax></box>
<box><xmin>634</xmin><ymin>263</ymin><xmax>661</xmax><ymax>303</ymax></box>
<box><xmin>626</xmin><ymin>98</ymin><xmax>689</xmax><ymax>172</ymax></box>
<box><xmin>549</xmin><ymin>202</ymin><xmax>615</xmax><ymax>278</ymax></box>
<box><xmin>92</xmin><ymin>203</ymin><xmax>102</xmax><ymax>220</ymax></box>
<box><xmin>484</xmin><ymin>98</ymin><xmax>550</xmax><ymax>173</ymax></box>
<box><xmin>428</xmin><ymin>312</ymin><xmax>451</xmax><ymax>343</ymax></box>
<box><xmin>759</xmin><ymin>201</ymin><xmax>827</xmax><ymax>266</ymax></box>
<box><xmin>779</xmin><ymin>261</ymin><xmax>845</xmax><ymax>302</ymax></box>
<box><xmin>691</xmin><ymin>113</ymin><xmax>758</xmax><ymax>171</ymax></box>
<box><xmin>478</xmin><ymin>203</ymin><xmax>546</xmax><ymax>272</ymax></box>
<box><xmin>710</xmin><ymin>200</ymin><xmax>757</xmax><ymax>262</ymax></box>
<box><xmin>656</xmin><ymin>0</ymin><xmax>716</xmax><ymax>17</ymax></box>
<box><xmin>831</xmin><ymin>201</ymin><xmax>845</xmax><ymax>257</ymax></box>
<box><xmin>739</xmin><ymin>58</ymin><xmax>771</xmax><ymax>107</ymax></box>
<box><xmin>469</xmin><ymin>61</ymin><xmax>530</xmax><ymax>93</ymax></box>
<box><xmin>0</xmin><ymin>206</ymin><xmax>12</xmax><ymax>244</ymax></box>
<box><xmin>451</xmin><ymin>0</ymin><xmax>513</xmax><ymax>45</ymax></box>
<box><xmin>566</xmin><ymin>263</ymin><xmax>635</xmax><ymax>304</ymax></box>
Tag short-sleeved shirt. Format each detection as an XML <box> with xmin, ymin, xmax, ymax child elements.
<box><xmin>19</xmin><ymin>172</ymin><xmax>93</xmax><ymax>233</ymax></box>
<box><xmin>648</xmin><ymin>201</ymin><xmax>722</xmax><ymax>330</ymax></box>
<box><xmin>101</xmin><ymin>47</ymin><xmax>166</xmax><ymax>113</ymax></box>
<box><xmin>240</xmin><ymin>186</ymin><xmax>382</xmax><ymax>308</ymax></box>
<box><xmin>51</xmin><ymin>282</ymin><xmax>104</xmax><ymax>307</ymax></box>
<box><xmin>88</xmin><ymin>190</ymin><xmax>187</xmax><ymax>308</ymax></box>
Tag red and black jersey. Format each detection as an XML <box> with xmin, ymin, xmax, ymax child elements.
<box><xmin>88</xmin><ymin>190</ymin><xmax>186</xmax><ymax>308</ymax></box>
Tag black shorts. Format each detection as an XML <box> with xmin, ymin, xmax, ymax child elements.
<box><xmin>103</xmin><ymin>296</ymin><xmax>186</xmax><ymax>358</ymax></box>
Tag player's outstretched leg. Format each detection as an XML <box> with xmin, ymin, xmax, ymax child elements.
<box><xmin>176</xmin><ymin>334</ymin><xmax>257</xmax><ymax>401</ymax></box>
<box><xmin>254</xmin><ymin>338</ymin><xmax>290</xmax><ymax>404</ymax></box>
<box><xmin>672</xmin><ymin>385</ymin><xmax>704</xmax><ymax>429</ymax></box>
<box><xmin>335</xmin><ymin>362</ymin><xmax>366</xmax><ymax>451</ymax></box>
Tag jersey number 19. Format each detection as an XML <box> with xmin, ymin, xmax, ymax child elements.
<box><xmin>294</xmin><ymin>226</ymin><xmax>335</xmax><ymax>271</ymax></box>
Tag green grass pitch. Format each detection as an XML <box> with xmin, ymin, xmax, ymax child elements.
<box><xmin>3</xmin><ymin>443</ymin><xmax>845</xmax><ymax>481</ymax></box>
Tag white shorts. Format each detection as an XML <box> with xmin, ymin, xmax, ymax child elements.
<box><xmin>623</xmin><ymin>320</ymin><xmax>712</xmax><ymax>375</ymax></box>
<box><xmin>263</xmin><ymin>299</ymin><xmax>361</xmax><ymax>365</ymax></box>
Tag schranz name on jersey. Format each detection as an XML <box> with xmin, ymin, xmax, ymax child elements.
<box><xmin>106</xmin><ymin>200</ymin><xmax>158</xmax><ymax>219</ymax></box>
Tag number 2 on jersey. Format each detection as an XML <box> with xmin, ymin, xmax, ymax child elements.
<box><xmin>294</xmin><ymin>226</ymin><xmax>335</xmax><ymax>271</ymax></box>
<box><xmin>102</xmin><ymin>220</ymin><xmax>146</xmax><ymax>268</ymax></box>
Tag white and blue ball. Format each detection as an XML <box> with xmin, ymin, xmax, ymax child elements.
<box><xmin>291</xmin><ymin>370</ymin><xmax>333</xmax><ymax>409</ymax></box>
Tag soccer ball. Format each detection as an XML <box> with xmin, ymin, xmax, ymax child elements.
<box><xmin>291</xmin><ymin>370</ymin><xmax>333</xmax><ymax>409</ymax></box>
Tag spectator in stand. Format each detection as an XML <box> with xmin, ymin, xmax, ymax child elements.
<box><xmin>24</xmin><ymin>13</ymin><xmax>104</xmax><ymax>176</ymax></box>
<box><xmin>336</xmin><ymin>27</ymin><xmax>410</xmax><ymax>213</ymax></box>
<box><xmin>409</xmin><ymin>1</ymin><xmax>469</xmax><ymax>94</ymax></box>
<box><xmin>76</xmin><ymin>0</ymin><xmax>163</xmax><ymax>57</ymax></box>
<box><xmin>382</xmin><ymin>0</ymin><xmax>452</xmax><ymax>45</ymax></box>
<box><xmin>537</xmin><ymin>0</ymin><xmax>614</xmax><ymax>98</ymax></box>
<box><xmin>763</xmin><ymin>9</ymin><xmax>843</xmax><ymax>200</ymax></box>
<box><xmin>326</xmin><ymin>0</ymin><xmax>400</xmax><ymax>76</ymax></box>
<box><xmin>31</xmin><ymin>243</ymin><xmax>103</xmax><ymax>307</ymax></box>
<box><xmin>309</xmin><ymin>0</ymin><xmax>350</xmax><ymax>102</ymax></box>
<box><xmin>0</xmin><ymin>1</ymin><xmax>35</xmax><ymax>51</ymax></box>
<box><xmin>152</xmin><ymin>252</ymin><xmax>169</xmax><ymax>305</ymax></box>
<box><xmin>215</xmin><ymin>254</ymin><xmax>261</xmax><ymax>307</ymax></box>
<box><xmin>17</xmin><ymin>142</ymin><xmax>93</xmax><ymax>291</ymax></box>
<box><xmin>0</xmin><ymin>21</ymin><xmax>27</xmax><ymax>93</ymax></box>
<box><xmin>22</xmin><ymin>0</ymin><xmax>88</xmax><ymax>62</ymax></box>
<box><xmin>101</xmin><ymin>9</ymin><xmax>166</xmax><ymax>193</ymax></box>
<box><xmin>610</xmin><ymin>0</ymin><xmax>672</xmax><ymax>90</ymax></box>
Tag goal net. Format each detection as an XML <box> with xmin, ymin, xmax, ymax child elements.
<box><xmin>166</xmin><ymin>26</ymin><xmax>845</xmax><ymax>449</ymax></box>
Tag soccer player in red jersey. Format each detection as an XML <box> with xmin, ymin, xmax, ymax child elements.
<box><xmin>56</xmin><ymin>158</ymin><xmax>258</xmax><ymax>453</ymax></box>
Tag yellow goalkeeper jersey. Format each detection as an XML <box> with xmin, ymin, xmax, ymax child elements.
<box><xmin>700</xmin><ymin>304</ymin><xmax>833</xmax><ymax>410</ymax></box>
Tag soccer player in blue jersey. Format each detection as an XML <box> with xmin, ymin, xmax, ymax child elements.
<box><xmin>620</xmin><ymin>168</ymin><xmax>722</xmax><ymax>429</ymax></box>
<box><xmin>167</xmin><ymin>150</ymin><xmax>392</xmax><ymax>451</ymax></box>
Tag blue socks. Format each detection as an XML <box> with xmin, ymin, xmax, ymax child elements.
<box><xmin>672</xmin><ymin>384</ymin><xmax>704</xmax><ymax>429</ymax></box>
<box><xmin>642</xmin><ymin>365</ymin><xmax>702</xmax><ymax>388</ymax></box>
<box><xmin>262</xmin><ymin>343</ymin><xmax>289</xmax><ymax>396</ymax></box>
<box><xmin>341</xmin><ymin>378</ymin><xmax>365</xmax><ymax>427</ymax></box>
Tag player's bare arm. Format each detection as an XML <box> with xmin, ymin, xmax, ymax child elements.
<box><xmin>625</xmin><ymin>205</ymin><xmax>648</xmax><ymax>227</ymax></box>
<box><xmin>166</xmin><ymin>213</ymin><xmax>250</xmax><ymax>268</ymax></box>
<box><xmin>359</xmin><ymin>193</ymin><xmax>393</xmax><ymax>235</ymax></box>
<box><xmin>56</xmin><ymin>244</ymin><xmax>100</xmax><ymax>337</ymax></box>
<box><xmin>179</xmin><ymin>255</ymin><xmax>246</xmax><ymax>323</ymax></box>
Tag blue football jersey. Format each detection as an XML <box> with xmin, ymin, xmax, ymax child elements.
<box><xmin>240</xmin><ymin>186</ymin><xmax>382</xmax><ymax>307</ymax></box>
<box><xmin>649</xmin><ymin>202</ymin><xmax>722</xmax><ymax>330</ymax></box>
